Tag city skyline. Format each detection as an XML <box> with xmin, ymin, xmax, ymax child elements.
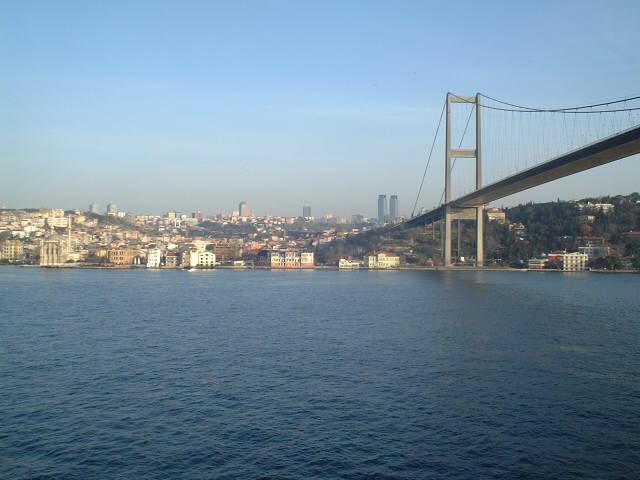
<box><xmin>2</xmin><ymin>1</ymin><xmax>640</xmax><ymax>216</ymax></box>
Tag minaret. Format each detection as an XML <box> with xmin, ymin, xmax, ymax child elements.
<box><xmin>67</xmin><ymin>215</ymin><xmax>72</xmax><ymax>254</ymax></box>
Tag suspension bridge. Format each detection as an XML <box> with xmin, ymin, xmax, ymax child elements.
<box><xmin>399</xmin><ymin>92</ymin><xmax>640</xmax><ymax>267</ymax></box>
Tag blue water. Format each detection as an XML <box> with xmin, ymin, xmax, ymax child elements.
<box><xmin>1</xmin><ymin>268</ymin><xmax>639</xmax><ymax>479</ymax></box>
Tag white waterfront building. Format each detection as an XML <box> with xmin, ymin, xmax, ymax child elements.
<box><xmin>339</xmin><ymin>259</ymin><xmax>361</xmax><ymax>269</ymax></box>
<box><xmin>364</xmin><ymin>253</ymin><xmax>400</xmax><ymax>269</ymax></box>
<box><xmin>563</xmin><ymin>252</ymin><xmax>588</xmax><ymax>271</ymax></box>
<box><xmin>146</xmin><ymin>248</ymin><xmax>162</xmax><ymax>268</ymax></box>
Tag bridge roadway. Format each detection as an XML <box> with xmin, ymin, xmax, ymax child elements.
<box><xmin>403</xmin><ymin>124</ymin><xmax>640</xmax><ymax>229</ymax></box>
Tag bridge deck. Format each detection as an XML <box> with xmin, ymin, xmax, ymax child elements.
<box><xmin>405</xmin><ymin>124</ymin><xmax>640</xmax><ymax>228</ymax></box>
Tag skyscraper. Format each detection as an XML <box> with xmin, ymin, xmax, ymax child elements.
<box><xmin>303</xmin><ymin>206</ymin><xmax>311</xmax><ymax>218</ymax></box>
<box><xmin>377</xmin><ymin>195</ymin><xmax>387</xmax><ymax>223</ymax></box>
<box><xmin>89</xmin><ymin>203</ymin><xmax>99</xmax><ymax>214</ymax></box>
<box><xmin>239</xmin><ymin>201</ymin><xmax>250</xmax><ymax>217</ymax></box>
<box><xmin>389</xmin><ymin>195</ymin><xmax>398</xmax><ymax>221</ymax></box>
<box><xmin>106</xmin><ymin>203</ymin><xmax>117</xmax><ymax>215</ymax></box>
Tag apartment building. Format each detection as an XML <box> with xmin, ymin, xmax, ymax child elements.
<box><xmin>107</xmin><ymin>248</ymin><xmax>136</xmax><ymax>265</ymax></box>
<box><xmin>364</xmin><ymin>253</ymin><xmax>400</xmax><ymax>269</ymax></box>
<box><xmin>1</xmin><ymin>239</ymin><xmax>24</xmax><ymax>260</ymax></box>
<box><xmin>563</xmin><ymin>252</ymin><xmax>588</xmax><ymax>271</ymax></box>
<box><xmin>257</xmin><ymin>249</ymin><xmax>314</xmax><ymax>268</ymax></box>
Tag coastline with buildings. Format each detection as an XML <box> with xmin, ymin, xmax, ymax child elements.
<box><xmin>1</xmin><ymin>193</ymin><xmax>639</xmax><ymax>273</ymax></box>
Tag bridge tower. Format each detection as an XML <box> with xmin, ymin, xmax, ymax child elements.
<box><xmin>442</xmin><ymin>93</ymin><xmax>483</xmax><ymax>267</ymax></box>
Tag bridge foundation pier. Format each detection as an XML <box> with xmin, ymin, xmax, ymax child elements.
<box><xmin>443</xmin><ymin>207</ymin><xmax>477</xmax><ymax>267</ymax></box>
<box><xmin>443</xmin><ymin>207</ymin><xmax>452</xmax><ymax>266</ymax></box>
<box><xmin>476</xmin><ymin>206</ymin><xmax>484</xmax><ymax>267</ymax></box>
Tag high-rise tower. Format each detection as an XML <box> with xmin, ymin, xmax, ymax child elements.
<box><xmin>377</xmin><ymin>195</ymin><xmax>387</xmax><ymax>223</ymax></box>
<box><xmin>239</xmin><ymin>201</ymin><xmax>250</xmax><ymax>217</ymax></box>
<box><xmin>389</xmin><ymin>195</ymin><xmax>398</xmax><ymax>221</ymax></box>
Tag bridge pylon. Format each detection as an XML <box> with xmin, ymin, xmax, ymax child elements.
<box><xmin>443</xmin><ymin>93</ymin><xmax>483</xmax><ymax>267</ymax></box>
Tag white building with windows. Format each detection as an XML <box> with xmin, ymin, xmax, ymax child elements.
<box><xmin>146</xmin><ymin>248</ymin><xmax>162</xmax><ymax>268</ymax></box>
<box><xmin>181</xmin><ymin>249</ymin><xmax>216</xmax><ymax>268</ymax></box>
<box><xmin>258</xmin><ymin>249</ymin><xmax>314</xmax><ymax>268</ymax></box>
<box><xmin>563</xmin><ymin>252</ymin><xmax>588</xmax><ymax>271</ymax></box>
<box><xmin>197</xmin><ymin>251</ymin><xmax>216</xmax><ymax>268</ymax></box>
<box><xmin>339</xmin><ymin>259</ymin><xmax>361</xmax><ymax>269</ymax></box>
<box><xmin>364</xmin><ymin>253</ymin><xmax>400</xmax><ymax>269</ymax></box>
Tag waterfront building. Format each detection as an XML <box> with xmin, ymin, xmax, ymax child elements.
<box><xmin>364</xmin><ymin>252</ymin><xmax>400</xmax><ymax>269</ymax></box>
<box><xmin>146</xmin><ymin>248</ymin><xmax>162</xmax><ymax>268</ymax></box>
<box><xmin>182</xmin><ymin>250</ymin><xmax>198</xmax><ymax>268</ymax></box>
<box><xmin>164</xmin><ymin>251</ymin><xmax>179</xmax><ymax>268</ymax></box>
<box><xmin>563</xmin><ymin>252</ymin><xmax>588</xmax><ymax>271</ymax></box>
<box><xmin>239</xmin><ymin>201</ymin><xmax>251</xmax><ymax>217</ymax></box>
<box><xmin>257</xmin><ymin>249</ymin><xmax>314</xmax><ymax>268</ymax></box>
<box><xmin>303</xmin><ymin>206</ymin><xmax>312</xmax><ymax>219</ymax></box>
<box><xmin>107</xmin><ymin>248</ymin><xmax>136</xmax><ymax>266</ymax></box>
<box><xmin>40</xmin><ymin>240</ymin><xmax>67</xmax><ymax>266</ymax></box>
<box><xmin>39</xmin><ymin>216</ymin><xmax>72</xmax><ymax>266</ymax></box>
<box><xmin>377</xmin><ymin>195</ymin><xmax>387</xmax><ymax>223</ymax></box>
<box><xmin>197</xmin><ymin>251</ymin><xmax>216</xmax><ymax>268</ymax></box>
<box><xmin>212</xmin><ymin>243</ymin><xmax>241</xmax><ymax>261</ymax></box>
<box><xmin>182</xmin><ymin>250</ymin><xmax>216</xmax><ymax>268</ymax></box>
<box><xmin>527</xmin><ymin>258</ymin><xmax>547</xmax><ymax>270</ymax></box>
<box><xmin>338</xmin><ymin>259</ymin><xmax>360</xmax><ymax>269</ymax></box>
<box><xmin>389</xmin><ymin>195</ymin><xmax>398</xmax><ymax>221</ymax></box>
<box><xmin>1</xmin><ymin>239</ymin><xmax>24</xmax><ymax>261</ymax></box>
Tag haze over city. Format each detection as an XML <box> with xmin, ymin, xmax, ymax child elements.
<box><xmin>2</xmin><ymin>0</ymin><xmax>640</xmax><ymax>217</ymax></box>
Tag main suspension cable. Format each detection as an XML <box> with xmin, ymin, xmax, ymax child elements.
<box><xmin>448</xmin><ymin>92</ymin><xmax>640</xmax><ymax>114</ymax></box>
<box><xmin>411</xmin><ymin>101</ymin><xmax>446</xmax><ymax>217</ymax></box>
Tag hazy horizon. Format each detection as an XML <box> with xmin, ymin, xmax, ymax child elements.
<box><xmin>2</xmin><ymin>1</ymin><xmax>639</xmax><ymax>217</ymax></box>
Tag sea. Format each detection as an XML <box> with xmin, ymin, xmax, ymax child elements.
<box><xmin>1</xmin><ymin>267</ymin><xmax>639</xmax><ymax>479</ymax></box>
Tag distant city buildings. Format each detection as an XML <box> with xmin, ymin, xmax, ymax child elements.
<box><xmin>377</xmin><ymin>194</ymin><xmax>399</xmax><ymax>223</ymax></box>
<box><xmin>2</xmin><ymin>193</ymin><xmax>635</xmax><ymax>271</ymax></box>
<box><xmin>89</xmin><ymin>203</ymin><xmax>99</xmax><ymax>214</ymax></box>
<box><xmin>303</xmin><ymin>206</ymin><xmax>311</xmax><ymax>219</ymax></box>
<box><xmin>2</xmin><ymin>206</ymin><xmax>373</xmax><ymax>269</ymax></box>
<box><xmin>239</xmin><ymin>201</ymin><xmax>251</xmax><ymax>217</ymax></box>
<box><xmin>389</xmin><ymin>195</ymin><xmax>398</xmax><ymax>221</ymax></box>
<box><xmin>106</xmin><ymin>203</ymin><xmax>117</xmax><ymax>215</ymax></box>
<box><xmin>377</xmin><ymin>194</ymin><xmax>387</xmax><ymax>223</ymax></box>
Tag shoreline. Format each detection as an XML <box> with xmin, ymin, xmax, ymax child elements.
<box><xmin>1</xmin><ymin>264</ymin><xmax>637</xmax><ymax>274</ymax></box>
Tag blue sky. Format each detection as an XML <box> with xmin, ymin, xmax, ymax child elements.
<box><xmin>1</xmin><ymin>0</ymin><xmax>639</xmax><ymax>216</ymax></box>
